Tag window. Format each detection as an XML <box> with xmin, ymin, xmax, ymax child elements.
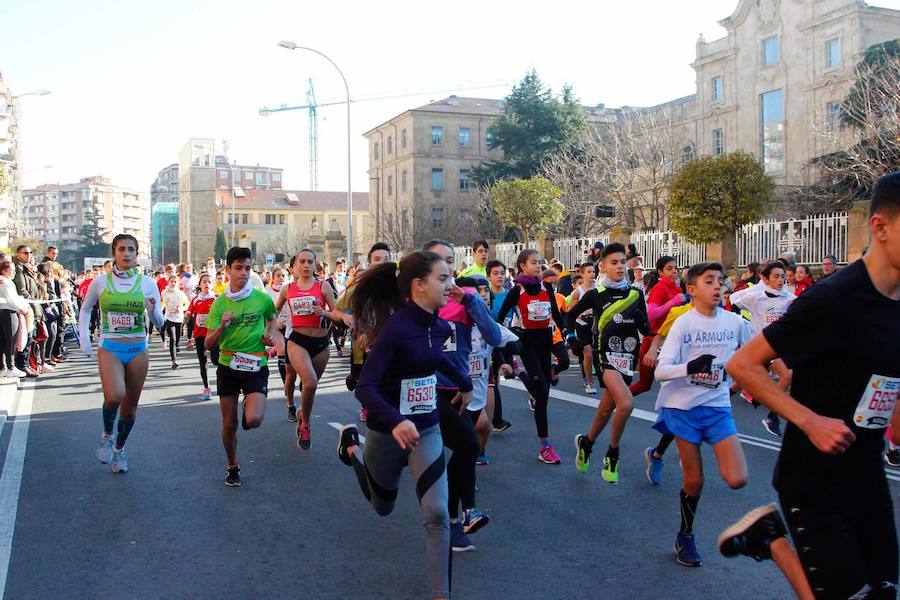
<box><xmin>401</xmin><ymin>129</ymin><xmax>407</xmax><ymax>148</ymax></box>
<box><xmin>387</xmin><ymin>175</ymin><xmax>393</xmax><ymax>196</ymax></box>
<box><xmin>279</xmin><ymin>214</ymin><xmax>285</xmax><ymax>225</ymax></box>
<box><xmin>712</xmin><ymin>76</ymin><xmax>723</xmax><ymax>101</ymax></box>
<box><xmin>713</xmin><ymin>129</ymin><xmax>725</xmax><ymax>156</ymax></box>
<box><xmin>760</xmin><ymin>89</ymin><xmax>785</xmax><ymax>173</ymax></box>
<box><xmin>387</xmin><ymin>136</ymin><xmax>393</xmax><ymax>154</ymax></box>
<box><xmin>431</xmin><ymin>206</ymin><xmax>444</xmax><ymax>229</ymax></box>
<box><xmin>682</xmin><ymin>145</ymin><xmax>695</xmax><ymax>164</ymax></box>
<box><xmin>219</xmin><ymin>169</ymin><xmax>229</xmax><ymax>178</ymax></box>
<box><xmin>232</xmin><ymin>169</ymin><xmax>240</xmax><ymax>182</ymax></box>
<box><xmin>826</xmin><ymin>38</ymin><xmax>841</xmax><ymax>69</ymax></box>
<box><xmin>242</xmin><ymin>214</ymin><xmax>248</xmax><ymax>224</ymax></box>
<box><xmin>244</xmin><ymin>171</ymin><xmax>254</xmax><ymax>180</ymax></box>
<box><xmin>458</xmin><ymin>210</ymin><xmax>471</xmax><ymax>234</ymax></box>
<box><xmin>458</xmin><ymin>127</ymin><xmax>471</xmax><ymax>147</ymax></box>
<box><xmin>272</xmin><ymin>173</ymin><xmax>281</xmax><ymax>182</ymax></box>
<box><xmin>265</xmin><ymin>214</ymin><xmax>277</xmax><ymax>225</ymax></box>
<box><xmin>256</xmin><ymin>172</ymin><xmax>268</xmax><ymax>185</ymax></box>
<box><xmin>227</xmin><ymin>213</ymin><xmax>233</xmax><ymax>224</ymax></box>
<box><xmin>486</xmin><ymin>131</ymin><xmax>495</xmax><ymax>147</ymax></box>
<box><xmin>459</xmin><ymin>169</ymin><xmax>471</xmax><ymax>191</ymax></box>
<box><xmin>431</xmin><ymin>126</ymin><xmax>444</xmax><ymax>145</ymax></box>
<box><xmin>763</xmin><ymin>36</ymin><xmax>780</xmax><ymax>65</ymax></box>
<box><xmin>827</xmin><ymin>101</ymin><xmax>842</xmax><ymax>131</ymax></box>
<box><xmin>431</xmin><ymin>168</ymin><xmax>444</xmax><ymax>190</ymax></box>
<box><xmin>374</xmin><ymin>142</ymin><xmax>380</xmax><ymax>159</ymax></box>
<box><xmin>401</xmin><ymin>170</ymin><xmax>408</xmax><ymax>193</ymax></box>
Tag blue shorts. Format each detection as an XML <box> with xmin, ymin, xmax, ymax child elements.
<box><xmin>100</xmin><ymin>338</ymin><xmax>148</xmax><ymax>366</ymax></box>
<box><xmin>652</xmin><ymin>406</ymin><xmax>737</xmax><ymax>446</ymax></box>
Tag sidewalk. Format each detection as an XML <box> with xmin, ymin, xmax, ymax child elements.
<box><xmin>0</xmin><ymin>379</ymin><xmax>19</xmax><ymax>438</ymax></box>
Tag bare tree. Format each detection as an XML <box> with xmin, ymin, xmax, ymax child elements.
<box><xmin>256</xmin><ymin>227</ymin><xmax>311</xmax><ymax>259</ymax></box>
<box><xmin>379</xmin><ymin>208</ymin><xmax>417</xmax><ymax>254</ymax></box>
<box><xmin>538</xmin><ymin>148</ymin><xmax>620</xmax><ymax>236</ymax></box>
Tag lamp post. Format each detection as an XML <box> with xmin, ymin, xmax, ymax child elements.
<box><xmin>277</xmin><ymin>41</ymin><xmax>352</xmax><ymax>262</ymax></box>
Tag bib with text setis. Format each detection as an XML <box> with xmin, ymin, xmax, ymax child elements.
<box><xmin>108</xmin><ymin>312</ymin><xmax>136</xmax><ymax>332</ymax></box>
<box><xmin>399</xmin><ymin>374</ymin><xmax>437</xmax><ymax>416</ymax></box>
<box><xmin>289</xmin><ymin>296</ymin><xmax>316</xmax><ymax>316</ymax></box>
<box><xmin>853</xmin><ymin>374</ymin><xmax>899</xmax><ymax>429</ymax></box>
<box><xmin>468</xmin><ymin>353</ymin><xmax>488</xmax><ymax>379</ymax></box>
<box><xmin>230</xmin><ymin>352</ymin><xmax>262</xmax><ymax>372</ymax></box>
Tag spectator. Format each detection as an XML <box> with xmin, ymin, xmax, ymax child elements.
<box><xmin>626</xmin><ymin>243</ymin><xmax>642</xmax><ymax>269</ymax></box>
<box><xmin>459</xmin><ymin>240</ymin><xmax>489</xmax><ymax>278</ymax></box>
<box><xmin>631</xmin><ymin>262</ymin><xmax>646</xmax><ymax>293</ymax></box>
<box><xmin>12</xmin><ymin>245</ymin><xmax>40</xmax><ymax>377</ymax></box>
<box><xmin>587</xmin><ymin>241</ymin><xmax>604</xmax><ymax>263</ymax></box>
<box><xmin>820</xmin><ymin>254</ymin><xmax>838</xmax><ymax>279</ymax></box>
<box><xmin>0</xmin><ymin>260</ymin><xmax>29</xmax><ymax>377</ymax></box>
<box><xmin>794</xmin><ymin>264</ymin><xmax>814</xmax><ymax>295</ymax></box>
<box><xmin>733</xmin><ymin>262</ymin><xmax>760</xmax><ymax>292</ymax></box>
<box><xmin>784</xmin><ymin>264</ymin><xmax>798</xmax><ymax>295</ymax></box>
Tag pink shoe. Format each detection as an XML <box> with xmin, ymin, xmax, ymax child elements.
<box><xmin>359</xmin><ymin>407</ymin><xmax>367</xmax><ymax>422</ymax></box>
<box><xmin>539</xmin><ymin>444</ymin><xmax>561</xmax><ymax>464</ymax></box>
<box><xmin>740</xmin><ymin>390</ymin><xmax>755</xmax><ymax>406</ymax></box>
<box><xmin>297</xmin><ymin>423</ymin><xmax>311</xmax><ymax>450</ymax></box>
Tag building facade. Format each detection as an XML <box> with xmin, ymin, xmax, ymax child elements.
<box><xmin>0</xmin><ymin>74</ymin><xmax>22</xmax><ymax>249</ymax></box>
<box><xmin>215</xmin><ymin>188</ymin><xmax>372</xmax><ymax>267</ymax></box>
<box><xmin>150</xmin><ymin>163</ymin><xmax>179</xmax><ymax>208</ymax></box>
<box><xmin>151</xmin><ymin>201</ymin><xmax>179</xmax><ymax>264</ymax></box>
<box><xmin>22</xmin><ymin>177</ymin><xmax>150</xmax><ymax>257</ymax></box>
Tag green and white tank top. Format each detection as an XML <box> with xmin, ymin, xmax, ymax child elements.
<box><xmin>100</xmin><ymin>273</ymin><xmax>146</xmax><ymax>336</ymax></box>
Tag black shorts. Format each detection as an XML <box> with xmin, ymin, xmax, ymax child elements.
<box><xmin>216</xmin><ymin>364</ymin><xmax>269</xmax><ymax>398</ymax></box>
<box><xmin>575</xmin><ymin>323</ymin><xmax>592</xmax><ymax>345</ymax></box>
<box><xmin>779</xmin><ymin>484</ymin><xmax>898</xmax><ymax>600</ymax></box>
<box><xmin>288</xmin><ymin>331</ymin><xmax>330</xmax><ymax>357</ymax></box>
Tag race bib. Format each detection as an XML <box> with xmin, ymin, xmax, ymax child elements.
<box><xmin>230</xmin><ymin>352</ymin><xmax>262</xmax><ymax>372</ymax></box>
<box><xmin>289</xmin><ymin>296</ymin><xmax>316</xmax><ymax>316</ymax></box>
<box><xmin>108</xmin><ymin>312</ymin><xmax>135</xmax><ymax>332</ymax></box>
<box><xmin>606</xmin><ymin>352</ymin><xmax>634</xmax><ymax>376</ymax></box>
<box><xmin>853</xmin><ymin>374</ymin><xmax>899</xmax><ymax>429</ymax></box>
<box><xmin>690</xmin><ymin>362</ymin><xmax>726</xmax><ymax>389</ymax></box>
<box><xmin>527</xmin><ymin>300</ymin><xmax>551</xmax><ymax>322</ymax></box>
<box><xmin>166</xmin><ymin>306</ymin><xmax>179</xmax><ymax>317</ymax></box>
<box><xmin>468</xmin><ymin>353</ymin><xmax>488</xmax><ymax>379</ymax></box>
<box><xmin>443</xmin><ymin>329</ymin><xmax>457</xmax><ymax>353</ymax></box>
<box><xmin>399</xmin><ymin>374</ymin><xmax>437</xmax><ymax>415</ymax></box>
<box><xmin>195</xmin><ymin>314</ymin><xmax>208</xmax><ymax>328</ymax></box>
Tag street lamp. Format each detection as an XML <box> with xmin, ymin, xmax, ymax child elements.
<box><xmin>12</xmin><ymin>90</ymin><xmax>51</xmax><ymax>100</ymax></box>
<box><xmin>278</xmin><ymin>41</ymin><xmax>353</xmax><ymax>262</ymax></box>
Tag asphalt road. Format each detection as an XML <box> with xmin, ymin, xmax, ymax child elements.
<box><xmin>1</xmin><ymin>337</ymin><xmax>898</xmax><ymax>599</ymax></box>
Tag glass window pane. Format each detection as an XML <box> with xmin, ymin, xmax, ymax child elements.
<box><xmin>432</xmin><ymin>168</ymin><xmax>444</xmax><ymax>190</ymax></box>
<box><xmin>760</xmin><ymin>89</ymin><xmax>785</xmax><ymax>173</ymax></box>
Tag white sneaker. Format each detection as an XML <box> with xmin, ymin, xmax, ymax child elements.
<box><xmin>96</xmin><ymin>435</ymin><xmax>114</xmax><ymax>463</ymax></box>
<box><xmin>40</xmin><ymin>363</ymin><xmax>55</xmax><ymax>373</ymax></box>
<box><xmin>111</xmin><ymin>448</ymin><xmax>128</xmax><ymax>473</ymax></box>
<box><xmin>7</xmin><ymin>368</ymin><xmax>25</xmax><ymax>378</ymax></box>
<box><xmin>584</xmin><ymin>383</ymin><xmax>597</xmax><ymax>395</ymax></box>
<box><xmin>0</xmin><ymin>369</ymin><xmax>8</xmax><ymax>378</ymax></box>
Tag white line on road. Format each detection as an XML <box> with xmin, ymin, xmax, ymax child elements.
<box><xmin>499</xmin><ymin>379</ymin><xmax>900</xmax><ymax>483</ymax></box>
<box><xmin>0</xmin><ymin>380</ymin><xmax>33</xmax><ymax>599</ymax></box>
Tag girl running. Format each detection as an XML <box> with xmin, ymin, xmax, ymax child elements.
<box><xmin>266</xmin><ymin>267</ymin><xmax>298</xmax><ymax>422</ymax></box>
<box><xmin>78</xmin><ymin>234</ymin><xmax>164</xmax><ymax>473</ymax></box>
<box><xmin>272</xmin><ymin>249</ymin><xmax>336</xmax><ymax>449</ymax></box>
<box><xmin>161</xmin><ymin>275</ymin><xmax>189</xmax><ymax>369</ymax></box>
<box><xmin>186</xmin><ymin>273</ymin><xmax>216</xmax><ymax>400</ymax></box>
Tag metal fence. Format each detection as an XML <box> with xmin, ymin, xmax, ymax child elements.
<box><xmin>630</xmin><ymin>230</ymin><xmax>707</xmax><ymax>268</ymax></box>
<box><xmin>736</xmin><ymin>212</ymin><xmax>847</xmax><ymax>267</ymax></box>
<box><xmin>453</xmin><ymin>245</ymin><xmax>474</xmax><ymax>269</ymax></box>
<box><xmin>551</xmin><ymin>236</ymin><xmax>609</xmax><ymax>269</ymax></box>
<box><xmin>494</xmin><ymin>242</ymin><xmax>526</xmax><ymax>269</ymax></box>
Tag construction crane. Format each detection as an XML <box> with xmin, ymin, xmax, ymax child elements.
<box><xmin>259</xmin><ymin>81</ymin><xmax>508</xmax><ymax>191</ymax></box>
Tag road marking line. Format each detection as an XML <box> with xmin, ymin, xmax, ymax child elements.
<box><xmin>0</xmin><ymin>380</ymin><xmax>33</xmax><ymax>599</ymax></box>
<box><xmin>328</xmin><ymin>422</ymin><xmax>366</xmax><ymax>443</ymax></box>
<box><xmin>499</xmin><ymin>379</ymin><xmax>900</xmax><ymax>482</ymax></box>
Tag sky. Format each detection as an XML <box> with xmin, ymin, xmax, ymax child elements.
<box><xmin>4</xmin><ymin>0</ymin><xmax>899</xmax><ymax>195</ymax></box>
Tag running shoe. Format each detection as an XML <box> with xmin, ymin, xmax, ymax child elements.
<box><xmin>574</xmin><ymin>434</ymin><xmax>592</xmax><ymax>473</ymax></box>
<box><xmin>450</xmin><ymin>522</ymin><xmax>475</xmax><ymax>552</ymax></box>
<box><xmin>225</xmin><ymin>465</ymin><xmax>241</xmax><ymax>487</ymax></box>
<box><xmin>23</xmin><ymin>367</ymin><xmax>38</xmax><ymax>378</ymax></box>
<box><xmin>8</xmin><ymin>368</ymin><xmax>25</xmax><ymax>378</ymax></box>
<box><xmin>717</xmin><ymin>503</ymin><xmax>787</xmax><ymax>561</ymax></box>
<box><xmin>336</xmin><ymin>348</ymin><xmax>343</xmax><ymax>358</ymax></box>
<box><xmin>41</xmin><ymin>363</ymin><xmax>55</xmax><ymax>373</ymax></box>
<box><xmin>674</xmin><ymin>533</ymin><xmax>702</xmax><ymax>567</ymax></box>
<box><xmin>644</xmin><ymin>446</ymin><xmax>664</xmax><ymax>486</ymax></box>
<box><xmin>345</xmin><ymin>374</ymin><xmax>357</xmax><ymax>391</ymax></box>
<box><xmin>528</xmin><ymin>396</ymin><xmax>535</xmax><ymax>412</ymax></box>
<box><xmin>96</xmin><ymin>434</ymin><xmax>114</xmax><ymax>464</ymax></box>
<box><xmin>601</xmin><ymin>455</ymin><xmax>619</xmax><ymax>484</ymax></box>
<box><xmin>297</xmin><ymin>423</ymin><xmax>311</xmax><ymax>450</ymax></box>
<box><xmin>171</xmin><ymin>362</ymin><xmax>180</xmax><ymax>370</ymax></box>
<box><xmin>584</xmin><ymin>382</ymin><xmax>597</xmax><ymax>395</ymax></box>
<box><xmin>111</xmin><ymin>448</ymin><xmax>128</xmax><ymax>473</ymax></box>
<box><xmin>462</xmin><ymin>509</ymin><xmax>490</xmax><ymax>535</ymax></box>
<box><xmin>762</xmin><ymin>414</ymin><xmax>782</xmax><ymax>437</ymax></box>
<box><xmin>337</xmin><ymin>424</ymin><xmax>360</xmax><ymax>466</ymax></box>
<box><xmin>359</xmin><ymin>407</ymin><xmax>367</xmax><ymax>423</ymax></box>
<box><xmin>539</xmin><ymin>444</ymin><xmax>561</xmax><ymax>465</ymax></box>
<box><xmin>201</xmin><ymin>387</ymin><xmax>212</xmax><ymax>401</ymax></box>
<box><xmin>492</xmin><ymin>420</ymin><xmax>511</xmax><ymax>433</ymax></box>
<box><xmin>885</xmin><ymin>448</ymin><xmax>900</xmax><ymax>468</ymax></box>
<box><xmin>476</xmin><ymin>455</ymin><xmax>490</xmax><ymax>466</ymax></box>
<box><xmin>287</xmin><ymin>405</ymin><xmax>298</xmax><ymax>422</ymax></box>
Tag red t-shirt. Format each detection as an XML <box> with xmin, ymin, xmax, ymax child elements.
<box><xmin>157</xmin><ymin>277</ymin><xmax>168</xmax><ymax>294</ymax></box>
<box><xmin>78</xmin><ymin>277</ymin><xmax>94</xmax><ymax>300</ymax></box>
<box><xmin>188</xmin><ymin>295</ymin><xmax>216</xmax><ymax>338</ymax></box>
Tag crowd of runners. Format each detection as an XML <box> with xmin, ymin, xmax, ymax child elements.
<box><xmin>32</xmin><ymin>172</ymin><xmax>900</xmax><ymax>599</ymax></box>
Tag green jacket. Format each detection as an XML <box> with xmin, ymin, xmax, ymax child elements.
<box><xmin>13</xmin><ymin>258</ymin><xmax>42</xmax><ymax>322</ymax></box>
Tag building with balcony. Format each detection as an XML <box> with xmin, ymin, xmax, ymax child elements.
<box><xmin>22</xmin><ymin>176</ymin><xmax>150</xmax><ymax>258</ymax></box>
<box><xmin>0</xmin><ymin>73</ymin><xmax>22</xmax><ymax>249</ymax></box>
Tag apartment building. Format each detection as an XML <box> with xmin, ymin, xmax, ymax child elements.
<box><xmin>0</xmin><ymin>73</ymin><xmax>21</xmax><ymax>249</ymax></box>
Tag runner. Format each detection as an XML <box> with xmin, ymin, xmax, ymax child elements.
<box><xmin>495</xmin><ymin>249</ymin><xmax>566</xmax><ymax>464</ymax></box>
<box><xmin>568</xmin><ymin>243</ymin><xmax>650</xmax><ymax>483</ymax></box>
<box><xmin>265</xmin><ymin>266</ymin><xmax>297</xmax><ymax>421</ymax></box>
<box><xmin>161</xmin><ymin>275</ymin><xmax>189</xmax><ymax>369</ymax></box>
<box><xmin>485</xmin><ymin>259</ymin><xmax>512</xmax><ymax>433</ymax></box>
<box><xmin>337</xmin><ymin>251</ymin><xmax>472</xmax><ymax>600</ymax></box>
<box><xmin>458</xmin><ymin>240</ymin><xmax>489</xmax><ymax>278</ymax></box>
<box><xmin>542</xmin><ymin>269</ymin><xmax>570</xmax><ymax>385</ymax></box>
<box><xmin>566</xmin><ymin>261</ymin><xmax>598</xmax><ymax>394</ymax></box>
<box><xmin>186</xmin><ymin>273</ymin><xmax>216</xmax><ymax>400</ymax></box>
<box><xmin>722</xmin><ymin>172</ymin><xmax>900</xmax><ymax>599</ymax></box>
<box><xmin>179</xmin><ymin>263</ymin><xmax>199</xmax><ymax>349</ymax></box>
<box><xmin>78</xmin><ymin>234</ymin><xmax>164</xmax><ymax>474</ymax></box>
<box><xmin>272</xmin><ymin>248</ymin><xmax>336</xmax><ymax>450</ymax></box>
<box><xmin>204</xmin><ymin>246</ymin><xmax>277</xmax><ymax>487</ymax></box>
<box><xmin>651</xmin><ymin>261</ymin><xmax>750</xmax><ymax>567</ymax></box>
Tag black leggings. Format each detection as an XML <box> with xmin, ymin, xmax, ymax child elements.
<box><xmin>186</xmin><ymin>316</ymin><xmax>194</xmax><ymax>340</ymax></box>
<box><xmin>516</xmin><ymin>328</ymin><xmax>553</xmax><ymax>438</ymax></box>
<box><xmin>551</xmin><ymin>340</ymin><xmax>570</xmax><ymax>374</ymax></box>
<box><xmin>490</xmin><ymin>349</ymin><xmax>505</xmax><ymax>425</ymax></box>
<box><xmin>0</xmin><ymin>310</ymin><xmax>17</xmax><ymax>370</ymax></box>
<box><xmin>164</xmin><ymin>320</ymin><xmax>182</xmax><ymax>361</ymax></box>
<box><xmin>195</xmin><ymin>336</ymin><xmax>209</xmax><ymax>387</ymax></box>
<box><xmin>438</xmin><ymin>389</ymin><xmax>481</xmax><ymax>519</ymax></box>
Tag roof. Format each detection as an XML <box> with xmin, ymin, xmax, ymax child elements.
<box><xmin>410</xmin><ymin>96</ymin><xmax>507</xmax><ymax>116</ymax></box>
<box><xmin>218</xmin><ymin>189</ymin><xmax>370</xmax><ymax>212</ymax></box>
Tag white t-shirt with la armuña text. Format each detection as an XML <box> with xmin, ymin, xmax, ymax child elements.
<box><xmin>654</xmin><ymin>308</ymin><xmax>751</xmax><ymax>410</ymax></box>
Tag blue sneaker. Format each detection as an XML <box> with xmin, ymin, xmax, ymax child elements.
<box><xmin>674</xmin><ymin>533</ymin><xmax>702</xmax><ymax>567</ymax></box>
<box><xmin>644</xmin><ymin>447</ymin><xmax>664</xmax><ymax>486</ymax></box>
<box><xmin>476</xmin><ymin>454</ymin><xmax>490</xmax><ymax>465</ymax></box>
<box><xmin>462</xmin><ymin>508</ymin><xmax>490</xmax><ymax>535</ymax></box>
<box><xmin>451</xmin><ymin>522</ymin><xmax>475</xmax><ymax>552</ymax></box>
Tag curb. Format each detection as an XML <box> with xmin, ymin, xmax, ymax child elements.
<box><xmin>0</xmin><ymin>380</ymin><xmax>20</xmax><ymax>439</ymax></box>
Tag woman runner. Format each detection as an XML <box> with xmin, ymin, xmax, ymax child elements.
<box><xmin>266</xmin><ymin>267</ymin><xmax>298</xmax><ymax>421</ymax></box>
<box><xmin>78</xmin><ymin>234</ymin><xmax>164</xmax><ymax>473</ymax></box>
<box><xmin>186</xmin><ymin>273</ymin><xmax>216</xmax><ymax>400</ymax></box>
<box><xmin>161</xmin><ymin>275</ymin><xmax>189</xmax><ymax>369</ymax></box>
